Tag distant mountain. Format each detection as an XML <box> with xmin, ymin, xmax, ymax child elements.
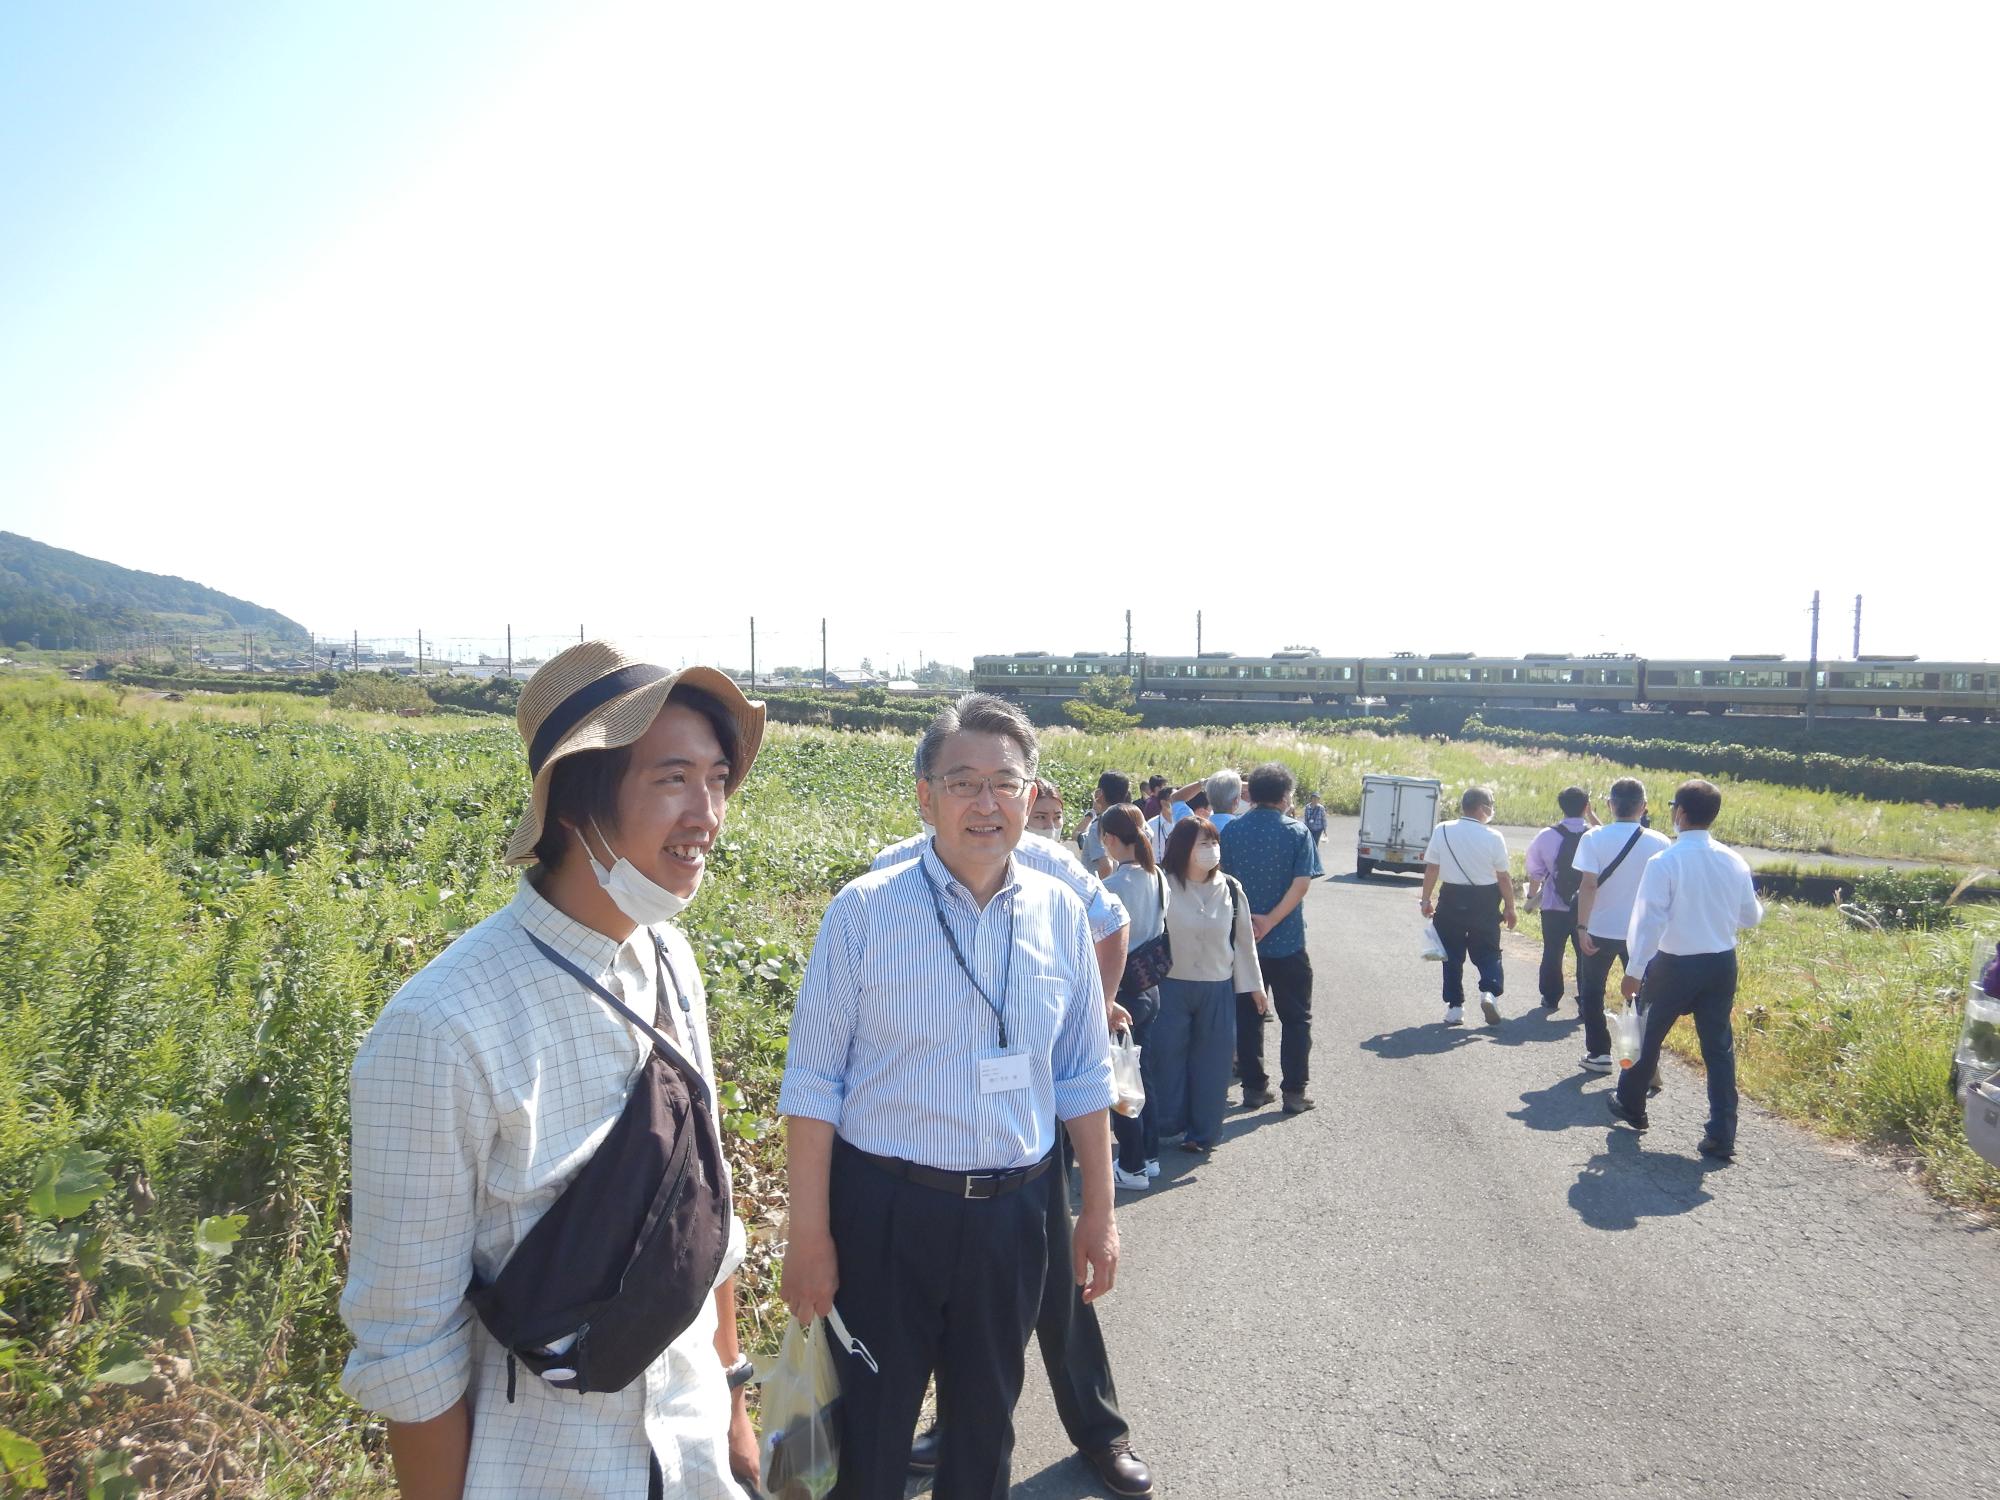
<box><xmin>0</xmin><ymin>532</ymin><xmax>310</xmax><ymax>651</ymax></box>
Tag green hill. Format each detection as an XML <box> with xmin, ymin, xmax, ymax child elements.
<box><xmin>0</xmin><ymin>532</ymin><xmax>310</xmax><ymax>651</ymax></box>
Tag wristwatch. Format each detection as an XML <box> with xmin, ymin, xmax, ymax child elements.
<box><xmin>724</xmin><ymin>1355</ymin><xmax>757</xmax><ymax>1391</ymax></box>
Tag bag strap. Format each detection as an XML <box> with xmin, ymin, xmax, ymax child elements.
<box><xmin>1439</xmin><ymin>824</ymin><xmax>1475</xmax><ymax>884</ymax></box>
<box><xmin>826</xmin><ymin>1306</ymin><xmax>879</xmax><ymax>1374</ymax></box>
<box><xmin>1596</xmin><ymin>825</ymin><xmax>1647</xmax><ymax>888</ymax></box>
<box><xmin>1225</xmin><ymin>875</ymin><xmax>1243</xmax><ymax>949</ymax></box>
<box><xmin>528</xmin><ymin>933</ymin><xmax>709</xmax><ymax>1087</ymax></box>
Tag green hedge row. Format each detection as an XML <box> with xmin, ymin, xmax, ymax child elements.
<box><xmin>1460</xmin><ymin>716</ymin><xmax>2000</xmax><ymax>810</ymax></box>
<box><xmin>1476</xmin><ymin>706</ymin><xmax>2000</xmax><ymax>771</ymax></box>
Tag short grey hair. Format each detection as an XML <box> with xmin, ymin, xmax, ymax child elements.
<box><xmin>916</xmin><ymin>693</ymin><xmax>1039</xmax><ymax>781</ymax></box>
<box><xmin>1461</xmin><ymin>785</ymin><xmax>1494</xmax><ymax>815</ymax></box>
<box><xmin>1206</xmin><ymin>768</ymin><xmax>1243</xmax><ymax>813</ymax></box>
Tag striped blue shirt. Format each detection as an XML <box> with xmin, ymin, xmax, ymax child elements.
<box><xmin>779</xmin><ymin>844</ymin><xmax>1115</xmax><ymax>1172</ymax></box>
<box><xmin>872</xmin><ymin>829</ymin><xmax>1129</xmax><ymax>942</ymax></box>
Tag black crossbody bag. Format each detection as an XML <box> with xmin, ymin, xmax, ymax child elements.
<box><xmin>466</xmin><ymin>933</ymin><xmax>731</xmax><ymax>1400</ymax></box>
<box><xmin>1120</xmin><ymin>870</ymin><xmax>1173</xmax><ymax>995</ymax></box>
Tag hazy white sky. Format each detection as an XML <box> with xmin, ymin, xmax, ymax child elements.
<box><xmin>3</xmin><ymin>3</ymin><xmax>1995</xmax><ymax>672</ymax></box>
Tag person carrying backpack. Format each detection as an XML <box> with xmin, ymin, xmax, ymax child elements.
<box><xmin>1522</xmin><ymin>786</ymin><xmax>1597</xmax><ymax>1013</ymax></box>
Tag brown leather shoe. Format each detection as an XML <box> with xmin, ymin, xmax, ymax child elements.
<box><xmin>1282</xmin><ymin>1090</ymin><xmax>1315</xmax><ymax>1114</ymax></box>
<box><xmin>1081</xmin><ymin>1438</ymin><xmax>1154</xmax><ymax>1496</ymax></box>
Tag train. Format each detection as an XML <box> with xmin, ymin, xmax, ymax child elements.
<box><xmin>970</xmin><ymin>649</ymin><xmax>2000</xmax><ymax>722</ymax></box>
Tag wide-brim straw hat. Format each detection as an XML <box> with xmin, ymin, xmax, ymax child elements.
<box><xmin>504</xmin><ymin>640</ymin><xmax>766</xmax><ymax>865</ymax></box>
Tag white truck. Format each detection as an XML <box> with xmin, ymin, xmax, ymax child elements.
<box><xmin>1355</xmin><ymin>774</ymin><xmax>1442</xmax><ymax>878</ymax></box>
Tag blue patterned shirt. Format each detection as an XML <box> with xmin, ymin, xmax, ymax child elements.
<box><xmin>1219</xmin><ymin>805</ymin><xmax>1323</xmax><ymax>959</ymax></box>
<box><xmin>779</xmin><ymin>844</ymin><xmax>1115</xmax><ymax>1172</ymax></box>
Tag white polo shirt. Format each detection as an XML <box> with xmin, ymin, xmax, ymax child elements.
<box><xmin>1424</xmin><ymin>818</ymin><xmax>1510</xmax><ymax>885</ymax></box>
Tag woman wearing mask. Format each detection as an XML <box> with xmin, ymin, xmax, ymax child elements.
<box><xmin>1151</xmin><ymin>817</ymin><xmax>1265</xmax><ymax>1156</ymax></box>
<box><xmin>1099</xmin><ymin>804</ymin><xmax>1167</xmax><ymax>1189</ymax></box>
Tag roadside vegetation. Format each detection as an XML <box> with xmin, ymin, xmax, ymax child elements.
<box><xmin>0</xmin><ymin>677</ymin><xmax>1993</xmax><ymax>1494</ymax></box>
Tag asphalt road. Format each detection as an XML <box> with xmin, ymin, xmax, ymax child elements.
<box><xmin>982</xmin><ymin>866</ymin><xmax>2000</xmax><ymax>1499</ymax></box>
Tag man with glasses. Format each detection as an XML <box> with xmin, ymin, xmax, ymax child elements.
<box><xmin>780</xmin><ymin>694</ymin><xmax>1120</xmax><ymax>1499</ymax></box>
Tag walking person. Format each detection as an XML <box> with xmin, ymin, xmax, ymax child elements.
<box><xmin>873</xmin><ymin>778</ymin><xmax>1151</xmax><ymax>1496</ymax></box>
<box><xmin>1522</xmin><ymin>786</ymin><xmax>1595</xmax><ymax>1013</ymax></box>
<box><xmin>1301</xmin><ymin>791</ymin><xmax>1328</xmax><ymax>848</ymax></box>
<box><xmin>779</xmin><ymin>694</ymin><xmax>1121</xmax><ymax>1500</ymax></box>
<box><xmin>339</xmin><ymin>643</ymin><xmax>768</xmax><ymax>1498</ymax></box>
<box><xmin>1219</xmin><ymin>762</ymin><xmax>1323</xmax><ymax>1114</ymax></box>
<box><xmin>1099</xmin><ymin>805</ymin><xmax>1168</xmax><ymax>1189</ymax></box>
<box><xmin>1420</xmin><ymin>786</ymin><xmax>1518</xmax><ymax>1026</ymax></box>
<box><xmin>1152</xmin><ymin>817</ymin><xmax>1266</xmax><ymax>1155</ymax></box>
<box><xmin>1607</xmin><ymin>779</ymin><xmax>1764</xmax><ymax>1158</ymax></box>
<box><xmin>1572</xmin><ymin>777</ymin><xmax>1671</xmax><ymax>1072</ymax></box>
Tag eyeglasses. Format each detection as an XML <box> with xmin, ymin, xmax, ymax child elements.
<box><xmin>931</xmin><ymin>774</ymin><xmax>1032</xmax><ymax>801</ymax></box>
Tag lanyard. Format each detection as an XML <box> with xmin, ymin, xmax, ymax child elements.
<box><xmin>921</xmin><ymin>865</ymin><xmax>1014</xmax><ymax>1048</ymax></box>
<box><xmin>528</xmin><ymin>931</ymin><xmax>707</xmax><ymax>1078</ymax></box>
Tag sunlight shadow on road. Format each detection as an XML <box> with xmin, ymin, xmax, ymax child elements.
<box><xmin>1508</xmin><ymin>1069</ymin><xmax>1596</xmax><ymax>1131</ymax></box>
<box><xmin>1360</xmin><ymin>1017</ymin><xmax>1541</xmax><ymax>1058</ymax></box>
<box><xmin>1569</xmin><ymin>1129</ymin><xmax>1727</xmax><ymax>1231</ymax></box>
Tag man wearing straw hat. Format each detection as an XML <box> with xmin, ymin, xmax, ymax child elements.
<box><xmin>340</xmin><ymin>641</ymin><xmax>767</xmax><ymax>1499</ymax></box>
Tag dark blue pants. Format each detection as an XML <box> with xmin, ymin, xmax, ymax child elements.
<box><xmin>1434</xmin><ymin>883</ymin><xmax>1504</xmax><ymax>1006</ymax></box>
<box><xmin>1614</xmin><ymin>950</ymin><xmax>1740</xmax><ymax>1147</ymax></box>
<box><xmin>1110</xmin><ymin>986</ymin><xmax>1160</xmax><ymax>1172</ymax></box>
<box><xmin>1576</xmin><ymin>936</ymin><xmax>1629</xmax><ymax>1057</ymax></box>
<box><xmin>1151</xmin><ymin>977</ymin><xmax>1234</xmax><ymax>1149</ymax></box>
<box><xmin>1236</xmin><ymin>949</ymin><xmax>1314</xmax><ymax>1094</ymax></box>
<box><xmin>1538</xmin><ymin>906</ymin><xmax>1581</xmax><ymax>1002</ymax></box>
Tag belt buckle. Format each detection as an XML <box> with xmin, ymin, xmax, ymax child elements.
<box><xmin>962</xmin><ymin>1171</ymin><xmax>1001</xmax><ymax>1200</ymax></box>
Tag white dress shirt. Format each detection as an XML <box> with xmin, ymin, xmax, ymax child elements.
<box><xmin>339</xmin><ymin>880</ymin><xmax>746</xmax><ymax>1499</ymax></box>
<box><xmin>1573</xmin><ymin>821</ymin><xmax>1673</xmax><ymax>940</ymax></box>
<box><xmin>1626</xmin><ymin>829</ymin><xmax>1765</xmax><ymax>977</ymax></box>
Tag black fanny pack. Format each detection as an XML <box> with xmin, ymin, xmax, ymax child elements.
<box><xmin>467</xmin><ymin>933</ymin><xmax>731</xmax><ymax>1399</ymax></box>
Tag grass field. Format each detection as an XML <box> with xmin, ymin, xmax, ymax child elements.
<box><xmin>1</xmin><ymin>677</ymin><xmax>1995</xmax><ymax>1496</ymax></box>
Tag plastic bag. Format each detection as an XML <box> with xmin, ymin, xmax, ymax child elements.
<box><xmin>1418</xmin><ymin>921</ymin><xmax>1447</xmax><ymax>962</ymax></box>
<box><xmin>1965</xmin><ymin>1071</ymin><xmax>2000</xmax><ymax>1169</ymax></box>
<box><xmin>759</xmin><ymin>1317</ymin><xmax>842</xmax><ymax>1500</ymax></box>
<box><xmin>1609</xmin><ymin>1001</ymin><xmax>1644</xmax><ymax>1070</ymax></box>
<box><xmin>1111</xmin><ymin>1029</ymin><xmax>1146</xmax><ymax>1118</ymax></box>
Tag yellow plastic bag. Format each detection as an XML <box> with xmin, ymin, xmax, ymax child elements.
<box><xmin>759</xmin><ymin>1308</ymin><xmax>875</xmax><ymax>1500</ymax></box>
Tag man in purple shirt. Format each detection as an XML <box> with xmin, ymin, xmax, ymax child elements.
<box><xmin>1522</xmin><ymin>786</ymin><xmax>1596</xmax><ymax>1013</ymax></box>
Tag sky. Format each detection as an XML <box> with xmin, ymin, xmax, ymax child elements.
<box><xmin>2</xmin><ymin>3</ymin><xmax>1995</xmax><ymax>674</ymax></box>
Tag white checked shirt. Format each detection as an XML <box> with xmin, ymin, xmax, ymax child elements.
<box><xmin>339</xmin><ymin>880</ymin><xmax>747</xmax><ymax>1499</ymax></box>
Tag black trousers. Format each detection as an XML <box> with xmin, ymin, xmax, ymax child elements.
<box><xmin>1576</xmin><ymin>935</ymin><xmax>1628</xmax><ymax>1057</ymax></box>
<box><xmin>1538</xmin><ymin>906</ymin><xmax>1581</xmax><ymax>1003</ymax></box>
<box><xmin>1236</xmin><ymin>949</ymin><xmax>1313</xmax><ymax>1094</ymax></box>
<box><xmin>829</xmin><ymin>1141</ymin><xmax>1048</xmax><ymax>1500</ymax></box>
<box><xmin>1034</xmin><ymin>1137</ymin><xmax>1128</xmax><ymax>1453</ymax></box>
<box><xmin>1433</xmin><ymin>883</ymin><xmax>1504</xmax><ymax>1006</ymax></box>
<box><xmin>1615</xmin><ymin>950</ymin><xmax>1741</xmax><ymax>1147</ymax></box>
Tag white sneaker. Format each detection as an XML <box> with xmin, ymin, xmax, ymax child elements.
<box><xmin>1113</xmin><ymin>1164</ymin><xmax>1150</xmax><ymax>1191</ymax></box>
<box><xmin>1479</xmin><ymin>992</ymin><xmax>1503</xmax><ymax>1025</ymax></box>
<box><xmin>1444</xmin><ymin>1005</ymin><xmax>1464</xmax><ymax>1025</ymax></box>
<box><xmin>1143</xmin><ymin>1158</ymin><xmax>1161</xmax><ymax>1178</ymax></box>
<box><xmin>1580</xmin><ymin>1054</ymin><xmax>1614</xmax><ymax>1072</ymax></box>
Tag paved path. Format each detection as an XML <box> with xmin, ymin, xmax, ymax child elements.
<box><xmin>989</xmin><ymin>870</ymin><xmax>1999</xmax><ymax>1499</ymax></box>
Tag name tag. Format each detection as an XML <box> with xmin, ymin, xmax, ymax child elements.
<box><xmin>978</xmin><ymin>1051</ymin><xmax>1032</xmax><ymax>1095</ymax></box>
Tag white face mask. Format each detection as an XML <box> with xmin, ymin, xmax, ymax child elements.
<box><xmin>580</xmin><ymin>821</ymin><xmax>691</xmax><ymax>925</ymax></box>
<box><xmin>1192</xmin><ymin>842</ymin><xmax>1222</xmax><ymax>872</ymax></box>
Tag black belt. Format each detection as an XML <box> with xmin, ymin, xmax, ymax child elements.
<box><xmin>840</xmin><ymin>1139</ymin><xmax>1054</xmax><ymax>1201</ymax></box>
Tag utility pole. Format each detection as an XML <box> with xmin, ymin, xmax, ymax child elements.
<box><xmin>352</xmin><ymin>631</ymin><xmax>358</xmax><ymax>670</ymax></box>
<box><xmin>749</xmin><ymin>617</ymin><xmax>756</xmax><ymax>689</ymax></box>
<box><xmin>417</xmin><ymin>629</ymin><xmax>424</xmax><ymax>677</ymax></box>
<box><xmin>506</xmin><ymin>624</ymin><xmax>512</xmax><ymax>680</ymax></box>
<box><xmin>579</xmin><ymin>624</ymin><xmax>585</xmax><ymax>643</ymax></box>
<box><xmin>821</xmin><ymin>618</ymin><xmax>829</xmax><ymax>690</ymax></box>
<box><xmin>1852</xmin><ymin>594</ymin><xmax>1862</xmax><ymax>658</ymax></box>
<box><xmin>1125</xmin><ymin>609</ymin><xmax>1133</xmax><ymax>680</ymax></box>
<box><xmin>1805</xmin><ymin>590</ymin><xmax>1821</xmax><ymax>738</ymax></box>
<box><xmin>1196</xmin><ymin>610</ymin><xmax>1202</xmax><ymax>657</ymax></box>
